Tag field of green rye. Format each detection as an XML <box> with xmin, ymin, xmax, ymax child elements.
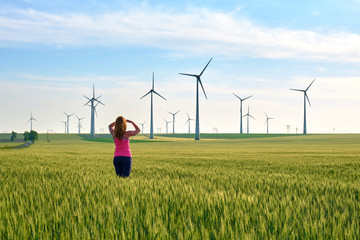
<box><xmin>1</xmin><ymin>134</ymin><xmax>360</xmax><ymax>239</ymax></box>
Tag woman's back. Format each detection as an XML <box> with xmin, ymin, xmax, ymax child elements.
<box><xmin>114</xmin><ymin>137</ymin><xmax>131</xmax><ymax>157</ymax></box>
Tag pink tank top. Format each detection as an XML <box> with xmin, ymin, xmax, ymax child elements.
<box><xmin>114</xmin><ymin>138</ymin><xmax>132</xmax><ymax>157</ymax></box>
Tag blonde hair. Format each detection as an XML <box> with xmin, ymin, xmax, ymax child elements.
<box><xmin>114</xmin><ymin>116</ymin><xmax>127</xmax><ymax>140</ymax></box>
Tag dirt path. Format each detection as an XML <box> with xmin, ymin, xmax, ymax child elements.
<box><xmin>12</xmin><ymin>141</ymin><xmax>33</xmax><ymax>149</ymax></box>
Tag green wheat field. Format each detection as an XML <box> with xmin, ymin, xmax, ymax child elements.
<box><xmin>1</xmin><ymin>133</ymin><xmax>360</xmax><ymax>239</ymax></box>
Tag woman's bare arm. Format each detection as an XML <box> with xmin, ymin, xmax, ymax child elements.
<box><xmin>108</xmin><ymin>122</ymin><xmax>115</xmax><ymax>138</ymax></box>
<box><xmin>124</xmin><ymin>119</ymin><xmax>141</xmax><ymax>137</ymax></box>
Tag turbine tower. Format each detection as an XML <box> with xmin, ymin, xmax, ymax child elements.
<box><xmin>179</xmin><ymin>58</ymin><xmax>212</xmax><ymax>140</ymax></box>
<box><xmin>167</xmin><ymin>110</ymin><xmax>180</xmax><ymax>134</ymax></box>
<box><xmin>264</xmin><ymin>112</ymin><xmax>274</xmax><ymax>134</ymax></box>
<box><xmin>290</xmin><ymin>79</ymin><xmax>315</xmax><ymax>134</ymax></box>
<box><xmin>75</xmin><ymin>115</ymin><xmax>85</xmax><ymax>134</ymax></box>
<box><xmin>233</xmin><ymin>93</ymin><xmax>252</xmax><ymax>134</ymax></box>
<box><xmin>243</xmin><ymin>106</ymin><xmax>255</xmax><ymax>134</ymax></box>
<box><xmin>28</xmin><ymin>112</ymin><xmax>37</xmax><ymax>131</ymax></box>
<box><xmin>185</xmin><ymin>112</ymin><xmax>195</xmax><ymax>134</ymax></box>
<box><xmin>84</xmin><ymin>84</ymin><xmax>105</xmax><ymax>138</ymax></box>
<box><xmin>138</xmin><ymin>121</ymin><xmax>146</xmax><ymax>134</ymax></box>
<box><xmin>61</xmin><ymin>121</ymin><xmax>67</xmax><ymax>134</ymax></box>
<box><xmin>63</xmin><ymin>112</ymin><xmax>73</xmax><ymax>134</ymax></box>
<box><xmin>140</xmin><ymin>72</ymin><xmax>166</xmax><ymax>139</ymax></box>
<box><xmin>163</xmin><ymin>119</ymin><xmax>172</xmax><ymax>134</ymax></box>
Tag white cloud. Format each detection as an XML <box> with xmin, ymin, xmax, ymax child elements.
<box><xmin>1</xmin><ymin>7</ymin><xmax>360</xmax><ymax>62</ymax></box>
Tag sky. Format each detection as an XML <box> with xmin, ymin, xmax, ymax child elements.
<box><xmin>1</xmin><ymin>0</ymin><xmax>360</xmax><ymax>134</ymax></box>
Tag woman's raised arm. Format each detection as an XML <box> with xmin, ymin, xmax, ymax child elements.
<box><xmin>108</xmin><ymin>122</ymin><xmax>115</xmax><ymax>138</ymax></box>
<box><xmin>125</xmin><ymin>119</ymin><xmax>141</xmax><ymax>137</ymax></box>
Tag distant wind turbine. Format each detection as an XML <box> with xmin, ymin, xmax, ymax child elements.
<box><xmin>179</xmin><ymin>58</ymin><xmax>212</xmax><ymax>140</ymax></box>
<box><xmin>185</xmin><ymin>112</ymin><xmax>195</xmax><ymax>134</ymax></box>
<box><xmin>61</xmin><ymin>121</ymin><xmax>67</xmax><ymax>134</ymax></box>
<box><xmin>290</xmin><ymin>79</ymin><xmax>315</xmax><ymax>134</ymax></box>
<box><xmin>138</xmin><ymin>121</ymin><xmax>146</xmax><ymax>134</ymax></box>
<box><xmin>264</xmin><ymin>113</ymin><xmax>274</xmax><ymax>134</ymax></box>
<box><xmin>28</xmin><ymin>112</ymin><xmax>37</xmax><ymax>131</ymax></box>
<box><xmin>84</xmin><ymin>84</ymin><xmax>105</xmax><ymax>138</ymax></box>
<box><xmin>63</xmin><ymin>112</ymin><xmax>73</xmax><ymax>134</ymax></box>
<box><xmin>163</xmin><ymin>119</ymin><xmax>172</xmax><ymax>134</ymax></box>
<box><xmin>243</xmin><ymin>106</ymin><xmax>255</xmax><ymax>134</ymax></box>
<box><xmin>167</xmin><ymin>110</ymin><xmax>180</xmax><ymax>134</ymax></box>
<box><xmin>233</xmin><ymin>93</ymin><xmax>252</xmax><ymax>134</ymax></box>
<box><xmin>75</xmin><ymin>115</ymin><xmax>85</xmax><ymax>134</ymax></box>
<box><xmin>140</xmin><ymin>72</ymin><xmax>166</xmax><ymax>139</ymax></box>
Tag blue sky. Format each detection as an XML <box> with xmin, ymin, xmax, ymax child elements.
<box><xmin>1</xmin><ymin>0</ymin><xmax>360</xmax><ymax>134</ymax></box>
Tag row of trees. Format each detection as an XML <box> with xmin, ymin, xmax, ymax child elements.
<box><xmin>10</xmin><ymin>130</ymin><xmax>38</xmax><ymax>142</ymax></box>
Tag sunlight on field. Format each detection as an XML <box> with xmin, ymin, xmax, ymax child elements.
<box><xmin>1</xmin><ymin>134</ymin><xmax>360</xmax><ymax>238</ymax></box>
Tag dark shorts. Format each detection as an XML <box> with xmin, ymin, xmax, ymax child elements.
<box><xmin>113</xmin><ymin>156</ymin><xmax>132</xmax><ymax>177</ymax></box>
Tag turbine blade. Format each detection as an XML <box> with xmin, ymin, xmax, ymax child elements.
<box><xmin>187</xmin><ymin>112</ymin><xmax>190</xmax><ymax>118</ymax></box>
<box><xmin>305</xmin><ymin>93</ymin><xmax>312</xmax><ymax>106</ymax></box>
<box><xmin>290</xmin><ymin>88</ymin><xmax>304</xmax><ymax>92</ymax></box>
<box><xmin>140</xmin><ymin>90</ymin><xmax>152</xmax><ymax>100</ymax></box>
<box><xmin>243</xmin><ymin>95</ymin><xmax>253</xmax><ymax>101</ymax></box>
<box><xmin>198</xmin><ymin>79</ymin><xmax>207</xmax><ymax>99</ymax></box>
<box><xmin>185</xmin><ymin>119</ymin><xmax>189</xmax><ymax>124</ymax></box>
<box><xmin>93</xmin><ymin>84</ymin><xmax>95</xmax><ymax>98</ymax></box>
<box><xmin>153</xmin><ymin>90</ymin><xmax>167</xmax><ymax>101</ymax></box>
<box><xmin>83</xmin><ymin>100</ymin><xmax>91</xmax><ymax>106</ymax></box>
<box><xmin>250</xmin><ymin>115</ymin><xmax>255</xmax><ymax>120</ymax></box>
<box><xmin>199</xmin><ymin>58</ymin><xmax>213</xmax><ymax>76</ymax></box>
<box><xmin>95</xmin><ymin>99</ymin><xmax>105</xmax><ymax>106</ymax></box>
<box><xmin>305</xmin><ymin>79</ymin><xmax>315</xmax><ymax>91</ymax></box>
<box><xmin>152</xmin><ymin>72</ymin><xmax>154</xmax><ymax>90</ymax></box>
<box><xmin>233</xmin><ymin>93</ymin><xmax>241</xmax><ymax>100</ymax></box>
<box><xmin>175</xmin><ymin>110</ymin><xmax>180</xmax><ymax>115</ymax></box>
<box><xmin>167</xmin><ymin>111</ymin><xmax>173</xmax><ymax>115</ymax></box>
<box><xmin>179</xmin><ymin>73</ymin><xmax>198</xmax><ymax>77</ymax></box>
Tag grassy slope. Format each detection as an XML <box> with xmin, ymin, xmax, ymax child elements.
<box><xmin>1</xmin><ymin>134</ymin><xmax>360</xmax><ymax>239</ymax></box>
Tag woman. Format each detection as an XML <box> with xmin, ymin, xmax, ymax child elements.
<box><xmin>109</xmin><ymin>116</ymin><xmax>140</xmax><ymax>177</ymax></box>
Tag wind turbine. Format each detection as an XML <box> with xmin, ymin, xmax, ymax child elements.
<box><xmin>63</xmin><ymin>112</ymin><xmax>74</xmax><ymax>134</ymax></box>
<box><xmin>140</xmin><ymin>72</ymin><xmax>166</xmax><ymax>139</ymax></box>
<box><xmin>84</xmin><ymin>84</ymin><xmax>105</xmax><ymax>138</ymax></box>
<box><xmin>185</xmin><ymin>112</ymin><xmax>195</xmax><ymax>134</ymax></box>
<box><xmin>179</xmin><ymin>58</ymin><xmax>212</xmax><ymax>140</ymax></box>
<box><xmin>138</xmin><ymin>121</ymin><xmax>146</xmax><ymax>134</ymax></box>
<box><xmin>290</xmin><ymin>79</ymin><xmax>315</xmax><ymax>134</ymax></box>
<box><xmin>264</xmin><ymin>113</ymin><xmax>274</xmax><ymax>134</ymax></box>
<box><xmin>75</xmin><ymin>115</ymin><xmax>85</xmax><ymax>134</ymax></box>
<box><xmin>243</xmin><ymin>106</ymin><xmax>255</xmax><ymax>134</ymax></box>
<box><xmin>167</xmin><ymin>110</ymin><xmax>180</xmax><ymax>134</ymax></box>
<box><xmin>163</xmin><ymin>119</ymin><xmax>172</xmax><ymax>134</ymax></box>
<box><xmin>61</xmin><ymin>121</ymin><xmax>67</xmax><ymax>134</ymax></box>
<box><xmin>233</xmin><ymin>93</ymin><xmax>252</xmax><ymax>134</ymax></box>
<box><xmin>28</xmin><ymin>112</ymin><xmax>37</xmax><ymax>131</ymax></box>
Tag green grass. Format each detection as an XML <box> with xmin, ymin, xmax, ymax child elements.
<box><xmin>156</xmin><ymin>133</ymin><xmax>298</xmax><ymax>139</ymax></box>
<box><xmin>1</xmin><ymin>134</ymin><xmax>360</xmax><ymax>239</ymax></box>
